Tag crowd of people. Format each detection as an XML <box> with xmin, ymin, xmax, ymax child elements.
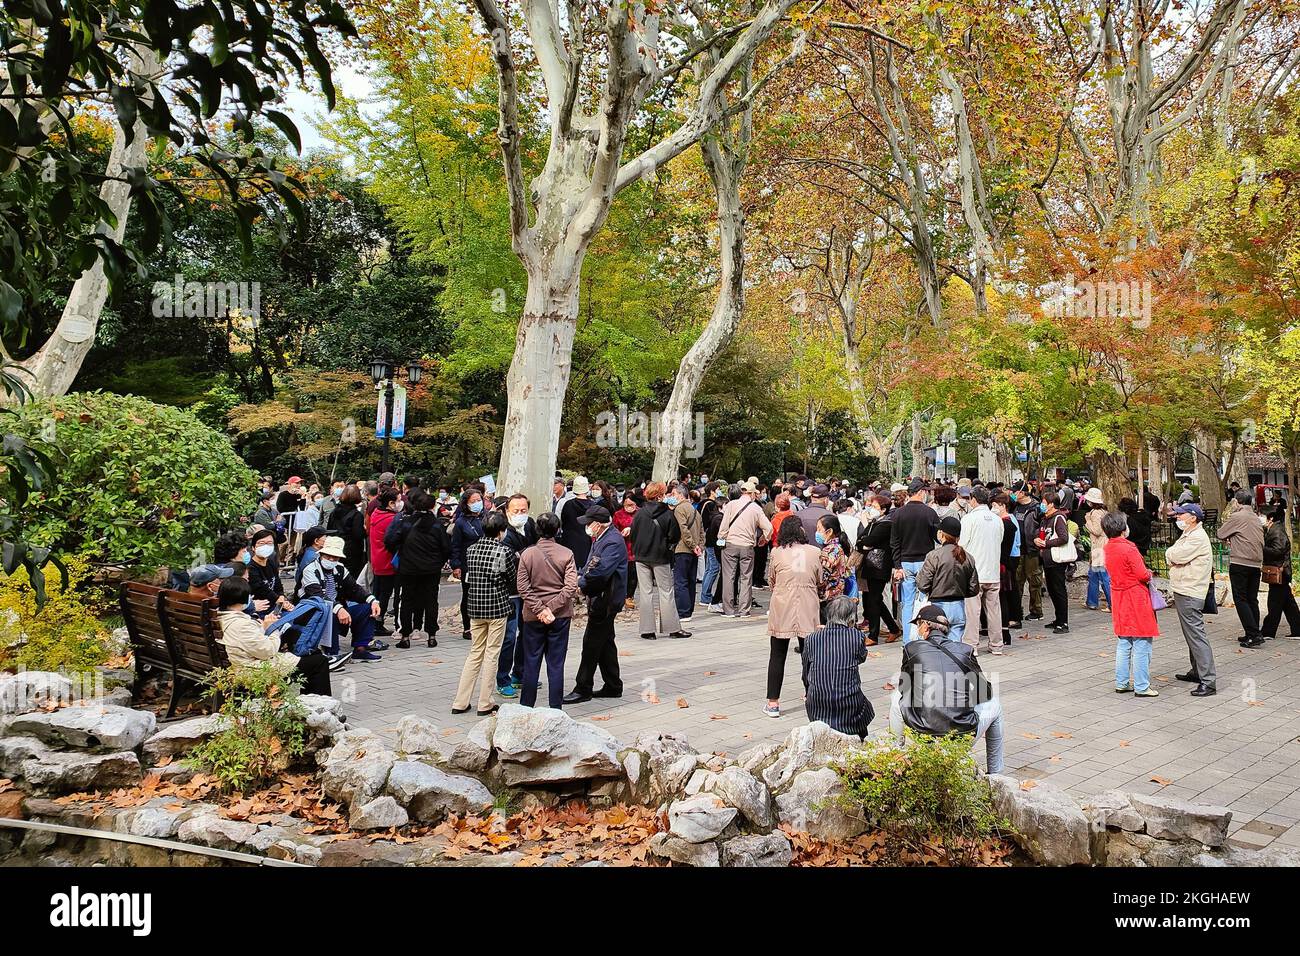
<box><xmin>181</xmin><ymin>467</ymin><xmax>1296</xmax><ymax>772</ymax></box>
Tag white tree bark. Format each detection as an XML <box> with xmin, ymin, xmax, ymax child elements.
<box><xmin>14</xmin><ymin>45</ymin><xmax>161</xmax><ymax>399</ymax></box>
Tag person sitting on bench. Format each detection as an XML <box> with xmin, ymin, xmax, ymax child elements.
<box><xmin>215</xmin><ymin>577</ymin><xmax>330</xmax><ymax>695</ymax></box>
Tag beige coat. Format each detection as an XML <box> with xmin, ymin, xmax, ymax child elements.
<box><xmin>1085</xmin><ymin>508</ymin><xmax>1108</xmax><ymax>568</ymax></box>
<box><xmin>216</xmin><ymin>610</ymin><xmax>299</xmax><ymax>676</ymax></box>
<box><xmin>673</xmin><ymin>500</ymin><xmax>704</xmax><ymax>553</ymax></box>
<box><xmin>1165</xmin><ymin>524</ymin><xmax>1214</xmax><ymax>598</ymax></box>
<box><xmin>766</xmin><ymin>543</ymin><xmax>822</xmax><ymax>639</ymax></box>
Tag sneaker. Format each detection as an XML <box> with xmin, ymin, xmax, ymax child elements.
<box><xmin>498</xmin><ymin>684</ymin><xmax>519</xmax><ymax>699</ymax></box>
<box><xmin>1052</xmin><ymin>624</ymin><xmax>1070</xmax><ymax>634</ymax></box>
<box><xmin>709</xmin><ymin>604</ymin><xmax>725</xmax><ymax>614</ymax></box>
<box><xmin>1006</xmin><ymin>620</ymin><xmax>1023</xmax><ymax>630</ymax></box>
<box><xmin>679</xmin><ymin>616</ymin><xmax>693</xmax><ymax>624</ymax></box>
<box><xmin>367</xmin><ymin>639</ymin><xmax>390</xmax><ymax>652</ymax></box>
<box><xmin>1285</xmin><ymin>634</ymin><xmax>1300</xmax><ymax>641</ymax></box>
<box><xmin>1115</xmin><ymin>684</ymin><xmax>1132</xmax><ymax>693</ymax></box>
<box><xmin>763</xmin><ymin>702</ymin><xmax>781</xmax><ymax>718</ymax></box>
<box><xmin>1241</xmin><ymin>637</ymin><xmax>1265</xmax><ymax>648</ymax></box>
<box><xmin>1135</xmin><ymin>687</ymin><xmax>1160</xmax><ymax>698</ymax></box>
<box><xmin>396</xmin><ymin>636</ymin><xmax>411</xmax><ymax>649</ymax></box>
<box><xmin>511</xmin><ymin>680</ymin><xmax>522</xmax><ymax>690</ymax></box>
<box><xmin>1027</xmin><ymin>612</ymin><xmax>1044</xmax><ymax>621</ymax></box>
<box><xmin>327</xmin><ymin>650</ymin><xmax>352</xmax><ymax>671</ymax></box>
<box><xmin>373</xmin><ymin>624</ymin><xmax>393</xmax><ymax>637</ymax></box>
<box><xmin>352</xmin><ymin>650</ymin><xmax>382</xmax><ymax>662</ymax></box>
<box><xmin>427</xmin><ymin>634</ymin><xmax>438</xmax><ymax>648</ymax></box>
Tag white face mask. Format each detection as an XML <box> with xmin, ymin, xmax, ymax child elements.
<box><xmin>508</xmin><ymin>513</ymin><xmax>528</xmax><ymax>530</ymax></box>
<box><xmin>254</xmin><ymin>544</ymin><xmax>275</xmax><ymax>559</ymax></box>
<box><xmin>586</xmin><ymin>524</ymin><xmax>604</xmax><ymax>538</ymax></box>
<box><xmin>321</xmin><ymin>558</ymin><xmax>338</xmax><ymax>571</ymax></box>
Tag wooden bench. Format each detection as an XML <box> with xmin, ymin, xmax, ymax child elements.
<box><xmin>119</xmin><ymin>582</ymin><xmax>230</xmax><ymax>717</ymax></box>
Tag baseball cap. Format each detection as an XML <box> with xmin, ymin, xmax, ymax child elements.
<box><xmin>957</xmin><ymin>486</ymin><xmax>973</xmax><ymax>497</ymax></box>
<box><xmin>1172</xmin><ymin>503</ymin><xmax>1205</xmax><ymax>521</ymax></box>
<box><xmin>811</xmin><ymin>483</ymin><xmax>830</xmax><ymax>497</ymax></box>
<box><xmin>287</xmin><ymin>475</ymin><xmax>302</xmax><ymax>484</ymax></box>
<box><xmin>907</xmin><ymin>478</ymin><xmax>928</xmax><ymax>495</ymax></box>
<box><xmin>190</xmin><ymin>564</ymin><xmax>234</xmax><ymax>587</ymax></box>
<box><xmin>938</xmin><ymin>515</ymin><xmax>962</xmax><ymax>538</ymax></box>
<box><xmin>910</xmin><ymin>604</ymin><xmax>951</xmax><ymax>632</ymax></box>
<box><xmin>578</xmin><ymin>505</ymin><xmax>612</xmax><ymax>524</ymax></box>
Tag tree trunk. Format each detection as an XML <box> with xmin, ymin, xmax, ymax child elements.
<box><xmin>909</xmin><ymin>411</ymin><xmax>925</xmax><ymax>479</ymax></box>
<box><xmin>1193</xmin><ymin>429</ymin><xmax>1226</xmax><ymax>512</ymax></box>
<box><xmin>14</xmin><ymin>45</ymin><xmax>159</xmax><ymax>399</ymax></box>
<box><xmin>1092</xmin><ymin>449</ymin><xmax>1131</xmax><ymax>506</ymax></box>
<box><xmin>978</xmin><ymin>437</ymin><xmax>1013</xmax><ymax>485</ymax></box>
<box><xmin>651</xmin><ymin>134</ymin><xmax>744</xmax><ymax>483</ymax></box>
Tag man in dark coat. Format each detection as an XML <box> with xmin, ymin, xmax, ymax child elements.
<box><xmin>565</xmin><ymin>507</ymin><xmax>629</xmax><ymax>703</ymax></box>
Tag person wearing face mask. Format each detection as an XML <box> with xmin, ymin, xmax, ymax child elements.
<box><xmin>1217</xmin><ymin>490</ymin><xmax>1267</xmax><ymax>648</ymax></box>
<box><xmin>187</xmin><ymin>563</ymin><xmax>235</xmax><ymax>600</ymax></box>
<box><xmin>247</xmin><ymin>526</ymin><xmax>293</xmax><ymax>617</ymax></box>
<box><xmin>319</xmin><ymin>481</ymin><xmax>344</xmax><ymax>525</ymax></box>
<box><xmin>1035</xmin><ymin>493</ymin><xmax>1073</xmax><ymax>634</ymax></box>
<box><xmin>384</xmin><ymin>490</ymin><xmax>452</xmax><ymax>649</ymax></box>
<box><xmin>669</xmin><ymin>481</ymin><xmax>704</xmax><ymax>623</ymax></box>
<box><xmin>299</xmin><ymin>536</ymin><xmax>383</xmax><ymax>666</ymax></box>
<box><xmin>293</xmin><ymin>526</ymin><xmax>328</xmax><ymax>601</ymax></box>
<box><xmin>559</xmin><ymin>475</ymin><xmax>595</xmax><ymax>568</ymax></box>
<box><xmin>856</xmin><ymin>494</ymin><xmax>901</xmax><ymax>645</ymax></box>
<box><xmin>494</xmin><ymin>493</ymin><xmax>538</xmax><ymax>696</ymax></box>
<box><xmin>1166</xmin><ymin>504</ymin><xmax>1217</xmax><ymax>696</ymax></box>
<box><xmin>326</xmin><ymin>484</ymin><xmax>368</xmax><ymax>579</ymax></box>
<box><xmin>564</xmin><ymin>505</ymin><xmax>628</xmax><ymax>703</ymax></box>
<box><xmin>215</xmin><ymin>577</ymin><xmax>332</xmax><ymax>695</ymax></box>
<box><xmin>453</xmin><ymin>512</ymin><xmax>519</xmax><ymax>717</ymax></box>
<box><xmin>612</xmin><ymin>492</ymin><xmax>639</xmax><ymax>610</ymax></box>
<box><xmin>1261</xmin><ymin>505</ymin><xmax>1300</xmax><ymax>641</ymax></box>
<box><xmin>1014</xmin><ymin>489</ymin><xmax>1044</xmax><ymax>621</ymax></box>
<box><xmin>367</xmin><ymin>487</ymin><xmax>401</xmax><ymax>640</ymax></box>
<box><xmin>631</xmin><ymin>482</ymin><xmax>691</xmax><ymax>639</ymax></box>
<box><xmin>891</xmin><ymin>478</ymin><xmax>940</xmax><ymax>642</ymax></box>
<box><xmin>450</xmin><ymin>488</ymin><xmax>487</xmax><ymax>641</ymax></box>
<box><xmin>699</xmin><ymin>481</ymin><xmax>725</xmax><ymax>611</ymax></box>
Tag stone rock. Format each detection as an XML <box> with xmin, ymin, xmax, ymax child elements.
<box><xmin>320</xmin><ymin>730</ymin><xmax>395</xmax><ymax>808</ymax></box>
<box><xmin>113</xmin><ymin>804</ymin><xmax>186</xmax><ymax>839</ymax></box>
<box><xmin>0</xmin><ymin>735</ymin><xmax>49</xmax><ymax>777</ymax></box>
<box><xmin>0</xmin><ymin>671</ymin><xmax>74</xmax><ymax>715</ymax></box>
<box><xmin>141</xmin><ymin>715</ymin><xmax>229</xmax><ymax>761</ymax></box>
<box><xmin>305</xmin><ymin>710</ymin><xmax>346</xmax><ymax>752</ymax></box>
<box><xmin>105</xmin><ymin>626</ymin><xmax>132</xmax><ymax>658</ymax></box>
<box><xmin>650</xmin><ymin>754</ymin><xmax>698</xmax><ymax>798</ymax></box>
<box><xmin>349</xmin><ymin>795</ymin><xmax>410</xmax><ymax>830</ymax></box>
<box><xmin>385</xmin><ymin>760</ymin><xmax>494</xmax><ymax>822</ymax></box>
<box><xmin>712</xmin><ymin>766</ymin><xmax>773</xmax><ymax>828</ymax></box>
<box><xmin>1080</xmin><ymin>790</ymin><xmax>1145</xmax><ymax>833</ymax></box>
<box><xmin>177</xmin><ymin>814</ymin><xmax>258</xmax><ymax>850</ymax></box>
<box><xmin>1105</xmin><ymin>830</ymin><xmax>1209</xmax><ymax>867</ymax></box>
<box><xmin>736</xmin><ymin>742</ymin><xmax>781</xmax><ymax>775</ymax></box>
<box><xmin>668</xmin><ymin>794</ymin><xmax>738</xmax><ymax>844</ymax></box>
<box><xmin>21</xmin><ymin>750</ymin><xmax>142</xmax><ymax>794</ymax></box>
<box><xmin>8</xmin><ymin>704</ymin><xmax>156</xmax><ymax>752</ymax></box>
<box><xmin>762</xmin><ymin>722</ymin><xmax>861</xmax><ymax>792</ymax></box>
<box><xmin>649</xmin><ymin>832</ymin><xmax>720</xmax><ymax>867</ymax></box>
<box><xmin>1129</xmin><ymin>792</ymin><xmax>1231</xmax><ymax>847</ymax></box>
<box><xmin>395</xmin><ymin>715</ymin><xmax>443</xmax><ymax>755</ymax></box>
<box><xmin>621</xmin><ymin>751</ymin><xmax>644</xmax><ymax>790</ymax></box>
<box><xmin>721</xmin><ymin>832</ymin><xmax>793</xmax><ymax>868</ymax></box>
<box><xmin>631</xmin><ymin>731</ymin><xmax>696</xmax><ymax>760</ymax></box>
<box><xmin>1217</xmin><ymin>844</ymin><xmax>1300</xmax><ymax>867</ymax></box>
<box><xmin>988</xmin><ymin>774</ymin><xmax>1090</xmax><ymax>866</ymax></box>
<box><xmin>683</xmin><ymin>768</ymin><xmax>715</xmax><ymax>796</ymax></box>
<box><xmin>299</xmin><ymin>694</ymin><xmax>344</xmax><ymax>717</ymax></box>
<box><xmin>698</xmin><ymin>753</ymin><xmax>727</xmax><ymax>773</ymax></box>
<box><xmin>318</xmin><ymin>838</ymin><xmax>418</xmax><ymax>867</ymax></box>
<box><xmin>491</xmin><ymin>704</ymin><xmax>622</xmax><ymax>785</ymax></box>
<box><xmin>775</xmin><ymin>767</ymin><xmax>867</xmax><ymax>842</ymax></box>
<box><xmin>449</xmin><ymin>716</ymin><xmax>496</xmax><ymax>773</ymax></box>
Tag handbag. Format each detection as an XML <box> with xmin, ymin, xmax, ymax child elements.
<box><xmin>1148</xmin><ymin>580</ymin><xmax>1168</xmax><ymax>611</ymax></box>
<box><xmin>1262</xmin><ymin>564</ymin><xmax>1284</xmax><ymax>585</ymax></box>
<box><xmin>1048</xmin><ymin>515</ymin><xmax>1077</xmax><ymax>563</ymax></box>
<box><xmin>1203</xmin><ymin>581</ymin><xmax>1218</xmax><ymax>615</ymax></box>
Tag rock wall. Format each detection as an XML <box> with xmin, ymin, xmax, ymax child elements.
<box><xmin>2</xmin><ymin>670</ymin><xmax>1295</xmax><ymax>868</ymax></box>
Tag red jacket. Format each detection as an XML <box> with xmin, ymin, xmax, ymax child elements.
<box><xmin>369</xmin><ymin>508</ymin><xmax>397</xmax><ymax>577</ymax></box>
<box><xmin>1104</xmin><ymin>535</ymin><xmax>1158</xmax><ymax>638</ymax></box>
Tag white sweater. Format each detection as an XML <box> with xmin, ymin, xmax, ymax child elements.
<box><xmin>958</xmin><ymin>506</ymin><xmax>1004</xmax><ymax>584</ymax></box>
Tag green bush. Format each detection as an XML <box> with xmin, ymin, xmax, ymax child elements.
<box><xmin>187</xmin><ymin>663</ymin><xmax>308</xmax><ymax>792</ymax></box>
<box><xmin>0</xmin><ymin>557</ymin><xmax>109</xmax><ymax>675</ymax></box>
<box><xmin>835</xmin><ymin>731</ymin><xmax>1010</xmax><ymax>862</ymax></box>
<box><xmin>4</xmin><ymin>391</ymin><xmax>257</xmax><ymax>572</ymax></box>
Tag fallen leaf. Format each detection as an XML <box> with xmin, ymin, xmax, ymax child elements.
<box><xmin>882</xmin><ymin>682</ymin><xmax>896</xmax><ymax>691</ymax></box>
<box><xmin>1021</xmin><ymin>732</ymin><xmax>1040</xmax><ymax>740</ymax></box>
<box><xmin>1150</xmin><ymin>775</ymin><xmax>1173</xmax><ymax>786</ymax></box>
<box><xmin>589</xmin><ymin>715</ymin><xmax>612</xmax><ymax>721</ymax></box>
<box><xmin>1051</xmin><ymin>731</ymin><xmax>1073</xmax><ymax>739</ymax></box>
<box><xmin>709</xmin><ymin>714</ymin><xmax>728</xmax><ymax>721</ymax></box>
<box><xmin>676</xmin><ymin>697</ymin><xmax>689</xmax><ymax>709</ymax></box>
<box><xmin>703</xmin><ymin>671</ymin><xmax>717</xmax><ymax>677</ymax></box>
<box><xmin>1118</xmin><ymin>740</ymin><xmax>1130</xmax><ymax>748</ymax></box>
<box><xmin>1049</xmin><ymin>755</ymin><xmax>1062</xmax><ymax>763</ymax></box>
<box><xmin>1019</xmin><ymin>780</ymin><xmax>1038</xmax><ymax>791</ymax></box>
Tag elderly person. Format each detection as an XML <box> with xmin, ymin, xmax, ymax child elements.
<box><xmin>565</xmin><ymin>506</ymin><xmax>628</xmax><ymax>704</ymax></box>
<box><xmin>215</xmin><ymin>577</ymin><xmax>331</xmax><ymax>695</ymax></box>
<box><xmin>890</xmin><ymin>604</ymin><xmax>1003</xmax><ymax>774</ymax></box>
<box><xmin>516</xmin><ymin>512</ymin><xmax>578</xmax><ymax>708</ymax></box>
<box><xmin>1262</xmin><ymin>506</ymin><xmax>1300</xmax><ymax>640</ymax></box>
<box><xmin>719</xmin><ymin>479</ymin><xmax>774</xmax><ymax>617</ymax></box>
<box><xmin>916</xmin><ymin>515</ymin><xmax>979</xmax><ymax>646</ymax></box>
<box><xmin>958</xmin><ymin>485</ymin><xmax>1004</xmax><ymax>654</ymax></box>
<box><xmin>1082</xmin><ymin>487</ymin><xmax>1111</xmax><ymax>610</ymax></box>
<box><xmin>1103</xmin><ymin>511</ymin><xmax>1160</xmax><ymax>697</ymax></box>
<box><xmin>1218</xmin><ymin>489</ymin><xmax>1266</xmax><ymax>648</ymax></box>
<box><xmin>802</xmin><ymin>596</ymin><xmax>874</xmax><ymax>738</ymax></box>
<box><xmin>452</xmin><ymin>511</ymin><xmax>519</xmax><ymax>717</ymax></box>
<box><xmin>669</xmin><ymin>481</ymin><xmax>704</xmax><ymax>623</ymax></box>
<box><xmin>764</xmin><ymin>518</ymin><xmax>822</xmax><ymax>719</ymax></box>
<box><xmin>630</xmin><ymin>482</ymin><xmax>691</xmax><ymax>640</ymax></box>
<box><xmin>1167</xmin><ymin>504</ymin><xmax>1217</xmax><ymax>696</ymax></box>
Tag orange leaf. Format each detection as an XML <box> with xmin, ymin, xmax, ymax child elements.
<box><xmin>676</xmin><ymin>697</ymin><xmax>689</xmax><ymax>708</ymax></box>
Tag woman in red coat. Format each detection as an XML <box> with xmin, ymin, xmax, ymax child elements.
<box><xmin>1102</xmin><ymin>511</ymin><xmax>1159</xmax><ymax>697</ymax></box>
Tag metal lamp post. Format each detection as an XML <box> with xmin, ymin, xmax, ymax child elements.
<box><xmin>370</xmin><ymin>358</ymin><xmax>425</xmax><ymax>474</ymax></box>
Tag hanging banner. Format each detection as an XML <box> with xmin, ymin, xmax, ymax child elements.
<box><xmin>376</xmin><ymin>384</ymin><xmax>407</xmax><ymax>439</ymax></box>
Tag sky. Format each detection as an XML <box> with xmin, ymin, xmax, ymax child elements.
<box><xmin>278</xmin><ymin>65</ymin><xmax>375</xmax><ymax>156</ymax></box>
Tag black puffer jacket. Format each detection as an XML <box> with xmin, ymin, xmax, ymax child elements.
<box><xmin>387</xmin><ymin>510</ymin><xmax>452</xmax><ymax>575</ymax></box>
<box><xmin>899</xmin><ymin>636</ymin><xmax>995</xmax><ymax>735</ymax></box>
<box><xmin>631</xmin><ymin>501</ymin><xmax>680</xmax><ymax>565</ymax></box>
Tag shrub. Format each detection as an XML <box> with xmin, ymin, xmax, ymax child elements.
<box><xmin>834</xmin><ymin>731</ymin><xmax>1010</xmax><ymax>862</ymax></box>
<box><xmin>0</xmin><ymin>557</ymin><xmax>110</xmax><ymax>675</ymax></box>
<box><xmin>187</xmin><ymin>663</ymin><xmax>309</xmax><ymax>792</ymax></box>
<box><xmin>4</xmin><ymin>391</ymin><xmax>257</xmax><ymax>572</ymax></box>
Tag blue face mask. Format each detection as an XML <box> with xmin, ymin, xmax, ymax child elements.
<box><xmin>1039</xmin><ymin>502</ymin><xmax>1048</xmax><ymax>513</ymax></box>
<box><xmin>321</xmin><ymin>558</ymin><xmax>338</xmax><ymax>571</ymax></box>
<box><xmin>469</xmin><ymin>500</ymin><xmax>484</xmax><ymax>514</ymax></box>
<box><xmin>815</xmin><ymin>531</ymin><xmax>826</xmax><ymax>545</ymax></box>
<box><xmin>665</xmin><ymin>496</ymin><xmax>678</xmax><ymax>506</ymax></box>
<box><xmin>240</xmin><ymin>551</ymin><xmax>252</xmax><ymax>565</ymax></box>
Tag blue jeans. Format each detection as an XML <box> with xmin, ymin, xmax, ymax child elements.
<box><xmin>899</xmin><ymin>561</ymin><xmax>925</xmax><ymax>642</ymax></box>
<box><xmin>673</xmin><ymin>552</ymin><xmax>698</xmax><ymax>619</ymax></box>
<box><xmin>700</xmin><ymin>546</ymin><xmax>721</xmax><ymax>606</ymax></box>
<box><xmin>336</xmin><ymin>601</ymin><xmax>376</xmax><ymax>650</ymax></box>
<box><xmin>930</xmin><ymin>599</ymin><xmax>968</xmax><ymax>644</ymax></box>
<box><xmin>1087</xmin><ymin>568</ymin><xmax>1112</xmax><ymax>609</ymax></box>
<box><xmin>889</xmin><ymin>695</ymin><xmax>1005</xmax><ymax>774</ymax></box>
<box><xmin>497</xmin><ymin>596</ymin><xmax>524</xmax><ymax>688</ymax></box>
<box><xmin>1116</xmin><ymin>637</ymin><xmax>1153</xmax><ymax>692</ymax></box>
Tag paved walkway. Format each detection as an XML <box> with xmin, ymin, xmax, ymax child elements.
<box><xmin>345</xmin><ymin>581</ymin><xmax>1300</xmax><ymax>852</ymax></box>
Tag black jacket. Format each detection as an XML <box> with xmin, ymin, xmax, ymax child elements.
<box><xmin>890</xmin><ymin>500</ymin><xmax>940</xmax><ymax>566</ymax></box>
<box><xmin>247</xmin><ymin>557</ymin><xmax>284</xmax><ymax>604</ymax></box>
<box><xmin>631</xmin><ymin>501</ymin><xmax>680</xmax><ymax>565</ymax></box>
<box><xmin>855</xmin><ymin>514</ymin><xmax>895</xmax><ymax>581</ymax></box>
<box><xmin>387</xmin><ymin>510</ymin><xmax>452</xmax><ymax>576</ymax></box>
<box><xmin>1125</xmin><ymin>510</ymin><xmax>1153</xmax><ymax>554</ymax></box>
<box><xmin>899</xmin><ymin>636</ymin><xmax>994</xmax><ymax>735</ymax></box>
<box><xmin>327</xmin><ymin>505</ymin><xmax>367</xmax><ymax>573</ymax></box>
<box><xmin>559</xmin><ymin>497</ymin><xmax>594</xmax><ymax>567</ymax></box>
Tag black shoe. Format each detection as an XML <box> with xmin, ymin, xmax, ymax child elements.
<box><xmin>593</xmin><ymin>687</ymin><xmax>623</xmax><ymax>698</ymax></box>
<box><xmin>1175</xmin><ymin>671</ymin><xmax>1198</xmax><ymax>683</ymax></box>
<box><xmin>1043</xmin><ymin>620</ymin><xmax>1060</xmax><ymax>629</ymax></box>
<box><xmin>451</xmin><ymin>706</ymin><xmax>470</xmax><ymax>715</ymax></box>
<box><xmin>1027</xmin><ymin>612</ymin><xmax>1044</xmax><ymax>621</ymax></box>
<box><xmin>1241</xmin><ymin>637</ymin><xmax>1265</xmax><ymax>648</ymax></box>
<box><xmin>562</xmin><ymin>691</ymin><xmax>592</xmax><ymax>705</ymax></box>
<box><xmin>396</xmin><ymin>636</ymin><xmax>411</xmax><ymax>649</ymax></box>
<box><xmin>1191</xmin><ymin>684</ymin><xmax>1217</xmax><ymax>697</ymax></box>
<box><xmin>373</xmin><ymin>623</ymin><xmax>393</xmax><ymax>637</ymax></box>
<box><xmin>462</xmin><ymin>630</ymin><xmax>472</xmax><ymax>640</ymax></box>
<box><xmin>669</xmin><ymin>630</ymin><xmax>692</xmax><ymax>639</ymax></box>
<box><xmin>1006</xmin><ymin>620</ymin><xmax>1023</xmax><ymax>630</ymax></box>
<box><xmin>427</xmin><ymin>635</ymin><xmax>438</xmax><ymax>648</ymax></box>
<box><xmin>640</xmin><ymin>632</ymin><xmax>657</xmax><ymax>641</ymax></box>
<box><xmin>1052</xmin><ymin>624</ymin><xmax>1070</xmax><ymax>634</ymax></box>
<box><xmin>476</xmin><ymin>704</ymin><xmax>499</xmax><ymax>717</ymax></box>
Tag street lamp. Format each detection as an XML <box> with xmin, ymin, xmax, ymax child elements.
<box><xmin>370</xmin><ymin>356</ymin><xmax>424</xmax><ymax>473</ymax></box>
